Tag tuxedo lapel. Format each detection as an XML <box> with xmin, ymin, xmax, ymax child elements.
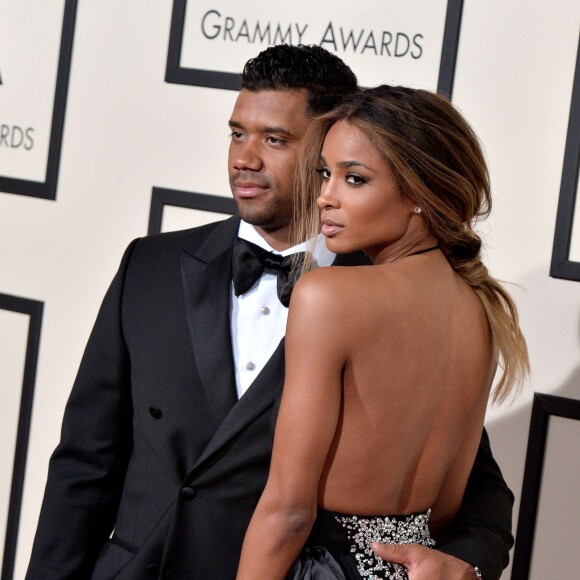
<box><xmin>180</xmin><ymin>217</ymin><xmax>240</xmax><ymax>425</ymax></box>
<box><xmin>190</xmin><ymin>338</ymin><xmax>285</xmax><ymax>473</ymax></box>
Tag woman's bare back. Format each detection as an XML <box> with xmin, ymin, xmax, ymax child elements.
<box><xmin>295</xmin><ymin>252</ymin><xmax>496</xmax><ymax>530</ymax></box>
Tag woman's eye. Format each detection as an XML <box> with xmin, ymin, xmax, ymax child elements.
<box><xmin>267</xmin><ymin>136</ymin><xmax>285</xmax><ymax>145</ymax></box>
<box><xmin>315</xmin><ymin>167</ymin><xmax>330</xmax><ymax>180</ymax></box>
<box><xmin>346</xmin><ymin>174</ymin><xmax>366</xmax><ymax>185</ymax></box>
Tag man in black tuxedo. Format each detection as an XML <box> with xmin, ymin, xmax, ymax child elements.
<box><xmin>27</xmin><ymin>45</ymin><xmax>513</xmax><ymax>580</ymax></box>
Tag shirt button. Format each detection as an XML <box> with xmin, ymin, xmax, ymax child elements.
<box><xmin>260</xmin><ymin>306</ymin><xmax>270</xmax><ymax>315</ymax></box>
<box><xmin>246</xmin><ymin>362</ymin><xmax>256</xmax><ymax>371</ymax></box>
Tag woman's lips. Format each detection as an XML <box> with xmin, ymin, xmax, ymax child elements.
<box><xmin>321</xmin><ymin>219</ymin><xmax>344</xmax><ymax>236</ymax></box>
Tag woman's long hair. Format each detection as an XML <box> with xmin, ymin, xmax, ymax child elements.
<box><xmin>294</xmin><ymin>85</ymin><xmax>529</xmax><ymax>403</ymax></box>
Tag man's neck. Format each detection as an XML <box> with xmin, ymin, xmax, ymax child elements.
<box><xmin>253</xmin><ymin>224</ymin><xmax>295</xmax><ymax>252</ymax></box>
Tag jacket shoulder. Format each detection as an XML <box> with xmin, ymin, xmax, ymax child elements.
<box><xmin>140</xmin><ymin>215</ymin><xmax>238</xmax><ymax>249</ymax></box>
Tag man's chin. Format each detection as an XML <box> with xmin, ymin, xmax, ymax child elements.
<box><xmin>234</xmin><ymin>198</ymin><xmax>291</xmax><ymax>230</ymax></box>
<box><xmin>235</xmin><ymin>206</ymin><xmax>274</xmax><ymax>227</ymax></box>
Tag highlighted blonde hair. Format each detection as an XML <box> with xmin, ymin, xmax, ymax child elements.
<box><xmin>294</xmin><ymin>85</ymin><xmax>529</xmax><ymax>403</ymax></box>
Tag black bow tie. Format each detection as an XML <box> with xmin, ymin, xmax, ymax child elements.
<box><xmin>232</xmin><ymin>237</ymin><xmax>306</xmax><ymax>307</ymax></box>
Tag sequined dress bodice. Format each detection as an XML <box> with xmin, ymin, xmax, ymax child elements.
<box><xmin>289</xmin><ymin>507</ymin><xmax>435</xmax><ymax>579</ymax></box>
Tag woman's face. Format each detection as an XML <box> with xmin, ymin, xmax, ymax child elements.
<box><xmin>317</xmin><ymin>120</ymin><xmax>415</xmax><ymax>261</ymax></box>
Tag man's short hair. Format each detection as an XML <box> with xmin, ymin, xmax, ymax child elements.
<box><xmin>240</xmin><ymin>44</ymin><xmax>358</xmax><ymax>117</ymax></box>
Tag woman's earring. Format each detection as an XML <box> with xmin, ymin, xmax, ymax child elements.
<box><xmin>413</xmin><ymin>206</ymin><xmax>422</xmax><ymax>215</ymax></box>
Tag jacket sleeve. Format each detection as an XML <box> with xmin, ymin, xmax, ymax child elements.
<box><xmin>435</xmin><ymin>428</ymin><xmax>514</xmax><ymax>580</ymax></box>
<box><xmin>26</xmin><ymin>239</ymin><xmax>139</xmax><ymax>580</ymax></box>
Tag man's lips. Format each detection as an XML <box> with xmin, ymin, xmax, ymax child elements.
<box><xmin>321</xmin><ymin>218</ymin><xmax>344</xmax><ymax>236</ymax></box>
<box><xmin>234</xmin><ymin>180</ymin><xmax>270</xmax><ymax>198</ymax></box>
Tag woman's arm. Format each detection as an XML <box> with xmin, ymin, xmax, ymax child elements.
<box><xmin>237</xmin><ymin>271</ymin><xmax>347</xmax><ymax>579</ymax></box>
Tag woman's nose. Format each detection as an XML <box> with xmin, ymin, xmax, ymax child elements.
<box><xmin>317</xmin><ymin>181</ymin><xmax>339</xmax><ymax>209</ymax></box>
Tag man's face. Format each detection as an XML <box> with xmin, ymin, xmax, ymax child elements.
<box><xmin>228</xmin><ymin>89</ymin><xmax>312</xmax><ymax>249</ymax></box>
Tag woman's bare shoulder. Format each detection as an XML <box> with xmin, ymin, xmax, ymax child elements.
<box><xmin>291</xmin><ymin>266</ymin><xmax>368</xmax><ymax>307</ymax></box>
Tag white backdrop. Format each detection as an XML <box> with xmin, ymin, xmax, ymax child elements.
<box><xmin>1</xmin><ymin>1</ymin><xmax>579</xmax><ymax>578</ymax></box>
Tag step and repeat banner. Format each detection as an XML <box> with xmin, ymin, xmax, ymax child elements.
<box><xmin>1</xmin><ymin>1</ymin><xmax>579</xmax><ymax>578</ymax></box>
<box><xmin>166</xmin><ymin>0</ymin><xmax>460</xmax><ymax>92</ymax></box>
<box><xmin>0</xmin><ymin>1</ymin><xmax>75</xmax><ymax>200</ymax></box>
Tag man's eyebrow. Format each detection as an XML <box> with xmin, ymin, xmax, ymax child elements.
<box><xmin>262</xmin><ymin>126</ymin><xmax>293</xmax><ymax>137</ymax></box>
<box><xmin>228</xmin><ymin>120</ymin><xmax>293</xmax><ymax>137</ymax></box>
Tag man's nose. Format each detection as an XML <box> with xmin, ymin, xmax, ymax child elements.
<box><xmin>233</xmin><ymin>140</ymin><xmax>263</xmax><ymax>172</ymax></box>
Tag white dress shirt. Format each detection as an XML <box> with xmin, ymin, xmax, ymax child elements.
<box><xmin>231</xmin><ymin>220</ymin><xmax>335</xmax><ymax>398</ymax></box>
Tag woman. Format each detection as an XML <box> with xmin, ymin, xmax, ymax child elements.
<box><xmin>236</xmin><ymin>86</ymin><xmax>529</xmax><ymax>579</ymax></box>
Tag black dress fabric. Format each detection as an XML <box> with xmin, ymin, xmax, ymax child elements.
<box><xmin>288</xmin><ymin>508</ymin><xmax>435</xmax><ymax>579</ymax></box>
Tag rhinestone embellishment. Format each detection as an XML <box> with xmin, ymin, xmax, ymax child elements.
<box><xmin>334</xmin><ymin>509</ymin><xmax>435</xmax><ymax>579</ymax></box>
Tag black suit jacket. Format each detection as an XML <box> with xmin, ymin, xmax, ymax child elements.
<box><xmin>27</xmin><ymin>216</ymin><xmax>513</xmax><ymax>580</ymax></box>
